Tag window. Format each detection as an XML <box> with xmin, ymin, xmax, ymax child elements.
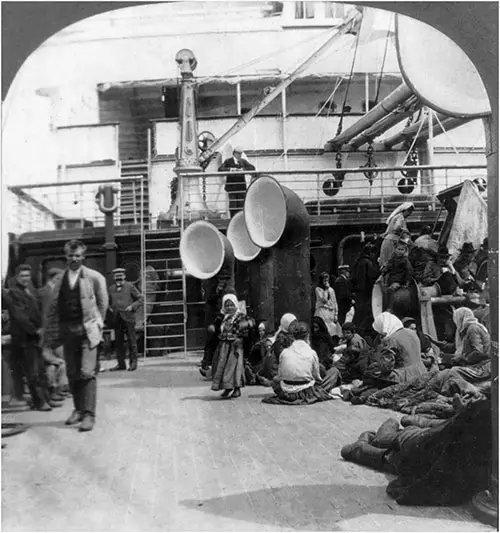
<box><xmin>324</xmin><ymin>2</ymin><xmax>345</xmax><ymax>19</ymax></box>
<box><xmin>295</xmin><ymin>2</ymin><xmax>315</xmax><ymax>19</ymax></box>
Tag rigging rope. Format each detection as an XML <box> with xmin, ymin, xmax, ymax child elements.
<box><xmin>374</xmin><ymin>14</ymin><xmax>394</xmax><ymax>104</ymax></box>
<box><xmin>432</xmin><ymin>110</ymin><xmax>460</xmax><ymax>156</ymax></box>
<box><xmin>336</xmin><ymin>25</ymin><xmax>362</xmax><ymax>136</ymax></box>
<box><xmin>196</xmin><ymin>27</ymin><xmax>337</xmax><ymax>86</ymax></box>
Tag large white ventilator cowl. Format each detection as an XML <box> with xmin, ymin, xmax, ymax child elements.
<box><xmin>180</xmin><ymin>220</ymin><xmax>230</xmax><ymax>279</ymax></box>
<box><xmin>244</xmin><ymin>176</ymin><xmax>289</xmax><ymax>248</ymax></box>
<box><xmin>227</xmin><ymin>211</ymin><xmax>261</xmax><ymax>262</ymax></box>
<box><xmin>396</xmin><ymin>14</ymin><xmax>490</xmax><ymax>118</ymax></box>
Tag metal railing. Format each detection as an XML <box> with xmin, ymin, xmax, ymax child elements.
<box><xmin>7</xmin><ymin>176</ymin><xmax>147</xmax><ymax>234</ymax></box>
<box><xmin>7</xmin><ymin>163</ymin><xmax>486</xmax><ymax>234</ymax></box>
<box><xmin>176</xmin><ymin>163</ymin><xmax>487</xmax><ymax>221</ymax></box>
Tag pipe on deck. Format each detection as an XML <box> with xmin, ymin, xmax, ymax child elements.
<box><xmin>325</xmin><ymin>83</ymin><xmax>414</xmax><ymax>151</ymax></box>
<box><xmin>348</xmin><ymin>96</ymin><xmax>420</xmax><ymax>150</ymax></box>
<box><xmin>384</xmin><ymin>114</ymin><xmax>471</xmax><ymax>149</ymax></box>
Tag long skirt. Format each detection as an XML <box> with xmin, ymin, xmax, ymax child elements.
<box><xmin>211</xmin><ymin>339</ymin><xmax>245</xmax><ymax>391</ymax></box>
<box><xmin>379</xmin><ymin>235</ymin><xmax>399</xmax><ymax>268</ymax></box>
<box><xmin>314</xmin><ymin>308</ymin><xmax>342</xmax><ymax>337</ymax></box>
<box><xmin>262</xmin><ymin>381</ymin><xmax>333</xmax><ymax>405</ymax></box>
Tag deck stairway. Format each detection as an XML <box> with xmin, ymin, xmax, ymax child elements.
<box><xmin>120</xmin><ymin>160</ymin><xmax>149</xmax><ymax>225</ymax></box>
<box><xmin>142</xmin><ymin>229</ymin><xmax>186</xmax><ymax>355</ymax></box>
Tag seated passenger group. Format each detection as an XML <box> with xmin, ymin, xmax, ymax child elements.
<box><xmin>200</xmin><ymin>207</ymin><xmax>490</xmax><ymax>408</ymax></box>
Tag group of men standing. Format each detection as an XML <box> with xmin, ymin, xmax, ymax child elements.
<box><xmin>3</xmin><ymin>239</ymin><xmax>143</xmax><ymax>432</ymax></box>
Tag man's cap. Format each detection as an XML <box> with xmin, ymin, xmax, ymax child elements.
<box><xmin>233</xmin><ymin>146</ymin><xmax>244</xmax><ymax>153</ymax></box>
<box><xmin>112</xmin><ymin>268</ymin><xmax>126</xmax><ymax>275</ymax></box>
<box><xmin>401</xmin><ymin>316</ymin><xmax>417</xmax><ymax>327</ymax></box>
<box><xmin>461</xmin><ymin>242</ymin><xmax>475</xmax><ymax>254</ymax></box>
<box><xmin>338</xmin><ymin>265</ymin><xmax>351</xmax><ymax>271</ymax></box>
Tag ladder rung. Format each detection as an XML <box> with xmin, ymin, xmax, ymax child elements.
<box><xmin>145</xmin><ymin>248</ymin><xmax>179</xmax><ymax>253</ymax></box>
<box><xmin>145</xmin><ymin>236</ymin><xmax>180</xmax><ymax>241</ymax></box>
<box><xmin>147</xmin><ymin>311</ymin><xmax>183</xmax><ymax>317</ymax></box>
<box><xmin>145</xmin><ymin>290</ymin><xmax>183</xmax><ymax>294</ymax></box>
<box><xmin>146</xmin><ymin>334</ymin><xmax>185</xmax><ymax>339</ymax></box>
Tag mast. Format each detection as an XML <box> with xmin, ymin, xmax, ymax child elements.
<box><xmin>167</xmin><ymin>49</ymin><xmax>213</xmax><ymax>220</ymax></box>
<box><xmin>199</xmin><ymin>8</ymin><xmax>362</xmax><ymax>163</ymax></box>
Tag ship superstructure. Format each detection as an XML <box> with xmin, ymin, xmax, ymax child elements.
<box><xmin>3</xmin><ymin>1</ymin><xmax>489</xmax><ymax>351</ymax></box>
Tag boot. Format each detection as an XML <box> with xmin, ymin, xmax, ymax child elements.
<box><xmin>340</xmin><ymin>441</ymin><xmax>388</xmax><ymax>471</ymax></box>
<box><xmin>400</xmin><ymin>415</ymin><xmax>444</xmax><ymax>428</ymax></box>
<box><xmin>358</xmin><ymin>431</ymin><xmax>376</xmax><ymax>444</ymax></box>
<box><xmin>79</xmin><ymin>413</ymin><xmax>95</xmax><ymax>432</ymax></box>
<box><xmin>221</xmin><ymin>389</ymin><xmax>232</xmax><ymax>398</ymax></box>
<box><xmin>128</xmin><ymin>359</ymin><xmax>138</xmax><ymax>372</ymax></box>
<box><xmin>231</xmin><ymin>388</ymin><xmax>241</xmax><ymax>399</ymax></box>
<box><xmin>199</xmin><ymin>367</ymin><xmax>211</xmax><ymax>379</ymax></box>
<box><xmin>65</xmin><ymin>410</ymin><xmax>83</xmax><ymax>425</ymax></box>
<box><xmin>109</xmin><ymin>364</ymin><xmax>126</xmax><ymax>372</ymax></box>
<box><xmin>371</xmin><ymin>418</ymin><xmax>400</xmax><ymax>448</ymax></box>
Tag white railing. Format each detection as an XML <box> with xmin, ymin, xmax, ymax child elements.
<box><xmin>7</xmin><ymin>164</ymin><xmax>487</xmax><ymax>234</ymax></box>
<box><xmin>7</xmin><ymin>176</ymin><xmax>147</xmax><ymax>234</ymax></box>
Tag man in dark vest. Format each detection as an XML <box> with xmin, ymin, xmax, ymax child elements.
<box><xmin>108</xmin><ymin>268</ymin><xmax>143</xmax><ymax>372</ymax></box>
<box><xmin>334</xmin><ymin>265</ymin><xmax>354</xmax><ymax>325</ymax></box>
<box><xmin>43</xmin><ymin>239</ymin><xmax>108</xmax><ymax>432</ymax></box>
<box><xmin>218</xmin><ymin>146</ymin><xmax>255</xmax><ymax>218</ymax></box>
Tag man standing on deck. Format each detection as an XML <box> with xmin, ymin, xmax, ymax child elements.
<box><xmin>219</xmin><ymin>146</ymin><xmax>255</xmax><ymax>218</ymax></box>
<box><xmin>42</xmin><ymin>239</ymin><xmax>108</xmax><ymax>432</ymax></box>
<box><xmin>108</xmin><ymin>268</ymin><xmax>143</xmax><ymax>372</ymax></box>
<box><xmin>334</xmin><ymin>265</ymin><xmax>354</xmax><ymax>326</ymax></box>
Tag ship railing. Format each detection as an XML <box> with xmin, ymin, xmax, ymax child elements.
<box><xmin>7</xmin><ymin>175</ymin><xmax>147</xmax><ymax>235</ymax></box>
<box><xmin>177</xmin><ymin>163</ymin><xmax>487</xmax><ymax>222</ymax></box>
<box><xmin>6</xmin><ymin>163</ymin><xmax>486</xmax><ymax>234</ymax></box>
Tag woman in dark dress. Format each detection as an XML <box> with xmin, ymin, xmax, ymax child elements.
<box><xmin>211</xmin><ymin>294</ymin><xmax>254</xmax><ymax>399</ymax></box>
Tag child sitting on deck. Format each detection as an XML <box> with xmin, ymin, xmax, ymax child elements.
<box><xmin>380</xmin><ymin>241</ymin><xmax>413</xmax><ymax>309</ymax></box>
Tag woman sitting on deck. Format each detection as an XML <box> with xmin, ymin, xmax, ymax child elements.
<box><xmin>348</xmin><ymin>312</ymin><xmax>427</xmax><ymax>404</ymax></box>
<box><xmin>244</xmin><ymin>321</ymin><xmax>274</xmax><ymax>385</ymax></box>
<box><xmin>211</xmin><ymin>294</ymin><xmax>254</xmax><ymax>399</ymax></box>
<box><xmin>311</xmin><ymin>316</ymin><xmax>335</xmax><ymax>375</ymax></box>
<box><xmin>251</xmin><ymin>313</ymin><xmax>298</xmax><ymax>387</ymax></box>
<box><xmin>263</xmin><ymin>322</ymin><xmax>334</xmax><ymax>405</ymax></box>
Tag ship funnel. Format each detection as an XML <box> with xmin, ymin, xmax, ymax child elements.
<box><xmin>227</xmin><ymin>211</ymin><xmax>261</xmax><ymax>262</ymax></box>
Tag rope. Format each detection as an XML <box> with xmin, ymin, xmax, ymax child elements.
<box><xmin>336</xmin><ymin>26</ymin><xmax>362</xmax><ymax>136</ymax></box>
<box><xmin>403</xmin><ymin>112</ymin><xmax>426</xmax><ymax>161</ymax></box>
<box><xmin>197</xmin><ymin>27</ymin><xmax>337</xmax><ymax>85</ymax></box>
<box><xmin>374</xmin><ymin>14</ymin><xmax>394</xmax><ymax>104</ymax></box>
<box><xmin>315</xmin><ymin>77</ymin><xmax>343</xmax><ymax>118</ymax></box>
<box><xmin>433</xmin><ymin>110</ymin><xmax>460</xmax><ymax>156</ymax></box>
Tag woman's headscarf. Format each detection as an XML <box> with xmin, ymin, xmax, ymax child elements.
<box><xmin>453</xmin><ymin>307</ymin><xmax>488</xmax><ymax>355</ymax></box>
<box><xmin>269</xmin><ymin>313</ymin><xmax>297</xmax><ymax>344</ymax></box>
<box><xmin>221</xmin><ymin>293</ymin><xmax>239</xmax><ymax>315</ymax></box>
<box><xmin>280</xmin><ymin>313</ymin><xmax>297</xmax><ymax>333</ymax></box>
<box><xmin>373</xmin><ymin>312</ymin><xmax>404</xmax><ymax>338</ymax></box>
<box><xmin>385</xmin><ymin>201</ymin><xmax>414</xmax><ymax>226</ymax></box>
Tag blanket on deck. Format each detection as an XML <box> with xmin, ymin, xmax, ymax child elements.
<box><xmin>365</xmin><ymin>363</ymin><xmax>491</xmax><ymax>418</ymax></box>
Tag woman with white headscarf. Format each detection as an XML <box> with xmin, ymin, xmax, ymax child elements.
<box><xmin>255</xmin><ymin>313</ymin><xmax>298</xmax><ymax>386</ymax></box>
<box><xmin>442</xmin><ymin>307</ymin><xmax>490</xmax><ymax>368</ymax></box>
<box><xmin>367</xmin><ymin>312</ymin><xmax>426</xmax><ymax>384</ymax></box>
<box><xmin>379</xmin><ymin>202</ymin><xmax>415</xmax><ymax>268</ymax></box>
<box><xmin>211</xmin><ymin>294</ymin><xmax>254</xmax><ymax>398</ymax></box>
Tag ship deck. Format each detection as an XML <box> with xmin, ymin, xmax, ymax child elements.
<box><xmin>2</xmin><ymin>354</ymin><xmax>492</xmax><ymax>532</ymax></box>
